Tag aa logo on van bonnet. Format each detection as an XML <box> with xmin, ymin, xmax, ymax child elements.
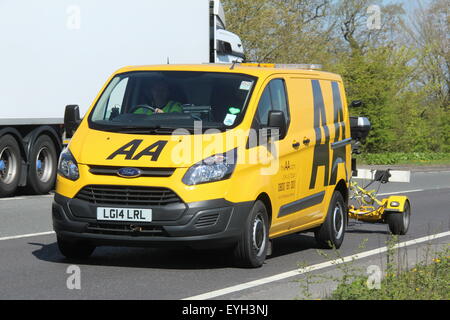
<box><xmin>107</xmin><ymin>139</ymin><xmax>168</xmax><ymax>161</ymax></box>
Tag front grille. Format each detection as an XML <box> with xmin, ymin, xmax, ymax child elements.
<box><xmin>87</xmin><ymin>222</ymin><xmax>167</xmax><ymax>237</ymax></box>
<box><xmin>194</xmin><ymin>213</ymin><xmax>220</xmax><ymax>228</ymax></box>
<box><xmin>89</xmin><ymin>165</ymin><xmax>175</xmax><ymax>177</ymax></box>
<box><xmin>75</xmin><ymin>185</ymin><xmax>182</xmax><ymax>206</ymax></box>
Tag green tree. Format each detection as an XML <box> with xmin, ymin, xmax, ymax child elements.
<box><xmin>222</xmin><ymin>0</ymin><xmax>333</xmax><ymax>63</ymax></box>
<box><xmin>222</xmin><ymin>0</ymin><xmax>449</xmax><ymax>153</ymax></box>
<box><xmin>332</xmin><ymin>47</ymin><xmax>414</xmax><ymax>152</ymax></box>
<box><xmin>403</xmin><ymin>0</ymin><xmax>450</xmax><ymax>152</ymax></box>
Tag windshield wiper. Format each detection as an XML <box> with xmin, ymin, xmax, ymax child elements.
<box><xmin>99</xmin><ymin>124</ymin><xmax>227</xmax><ymax>135</ymax></box>
<box><xmin>103</xmin><ymin>125</ymin><xmax>161</xmax><ymax>133</ymax></box>
<box><xmin>103</xmin><ymin>125</ymin><xmax>188</xmax><ymax>135</ymax></box>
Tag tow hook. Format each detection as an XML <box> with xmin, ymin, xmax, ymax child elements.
<box><xmin>129</xmin><ymin>225</ymin><xmax>142</xmax><ymax>232</ymax></box>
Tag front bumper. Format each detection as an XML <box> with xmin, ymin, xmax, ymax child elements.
<box><xmin>52</xmin><ymin>193</ymin><xmax>252</xmax><ymax>249</ymax></box>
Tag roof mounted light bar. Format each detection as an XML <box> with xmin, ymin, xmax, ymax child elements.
<box><xmin>240</xmin><ymin>63</ymin><xmax>322</xmax><ymax>70</ymax></box>
<box><xmin>276</xmin><ymin>64</ymin><xmax>322</xmax><ymax>70</ymax></box>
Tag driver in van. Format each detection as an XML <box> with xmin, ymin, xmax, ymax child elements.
<box><xmin>133</xmin><ymin>80</ymin><xmax>183</xmax><ymax>114</ymax></box>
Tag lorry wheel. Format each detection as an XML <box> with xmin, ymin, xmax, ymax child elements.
<box><xmin>27</xmin><ymin>135</ymin><xmax>57</xmax><ymax>194</ymax></box>
<box><xmin>386</xmin><ymin>200</ymin><xmax>411</xmax><ymax>235</ymax></box>
<box><xmin>57</xmin><ymin>237</ymin><xmax>96</xmax><ymax>259</ymax></box>
<box><xmin>233</xmin><ymin>200</ymin><xmax>269</xmax><ymax>268</ymax></box>
<box><xmin>0</xmin><ymin>134</ymin><xmax>22</xmax><ymax>197</ymax></box>
<box><xmin>314</xmin><ymin>191</ymin><xmax>346</xmax><ymax>249</ymax></box>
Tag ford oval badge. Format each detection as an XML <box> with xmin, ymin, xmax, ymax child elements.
<box><xmin>117</xmin><ymin>167</ymin><xmax>142</xmax><ymax>178</ymax></box>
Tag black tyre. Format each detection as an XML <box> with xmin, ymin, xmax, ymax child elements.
<box><xmin>314</xmin><ymin>191</ymin><xmax>346</xmax><ymax>249</ymax></box>
<box><xmin>233</xmin><ymin>200</ymin><xmax>269</xmax><ymax>268</ymax></box>
<box><xmin>0</xmin><ymin>134</ymin><xmax>22</xmax><ymax>197</ymax></box>
<box><xmin>27</xmin><ymin>135</ymin><xmax>58</xmax><ymax>195</ymax></box>
<box><xmin>57</xmin><ymin>236</ymin><xmax>96</xmax><ymax>259</ymax></box>
<box><xmin>386</xmin><ymin>200</ymin><xmax>411</xmax><ymax>235</ymax></box>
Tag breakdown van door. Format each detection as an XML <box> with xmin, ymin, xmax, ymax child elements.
<box><xmin>250</xmin><ymin>77</ymin><xmax>300</xmax><ymax>236</ymax></box>
<box><xmin>278</xmin><ymin>77</ymin><xmax>327</xmax><ymax>230</ymax></box>
<box><xmin>322</xmin><ymin>80</ymin><xmax>351</xmax><ymax>191</ymax></box>
<box><xmin>294</xmin><ymin>78</ymin><xmax>350</xmax><ymax>228</ymax></box>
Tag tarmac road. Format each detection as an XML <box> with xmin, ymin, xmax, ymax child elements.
<box><xmin>0</xmin><ymin>169</ymin><xmax>449</xmax><ymax>300</ymax></box>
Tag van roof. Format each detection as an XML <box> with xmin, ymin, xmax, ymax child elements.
<box><xmin>114</xmin><ymin>63</ymin><xmax>342</xmax><ymax>81</ymax></box>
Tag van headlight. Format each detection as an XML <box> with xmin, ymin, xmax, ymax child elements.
<box><xmin>58</xmin><ymin>148</ymin><xmax>80</xmax><ymax>181</ymax></box>
<box><xmin>182</xmin><ymin>149</ymin><xmax>237</xmax><ymax>185</ymax></box>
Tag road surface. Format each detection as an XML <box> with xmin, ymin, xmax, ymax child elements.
<box><xmin>0</xmin><ymin>169</ymin><xmax>449</xmax><ymax>299</ymax></box>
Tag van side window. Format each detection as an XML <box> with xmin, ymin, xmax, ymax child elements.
<box><xmin>92</xmin><ymin>77</ymin><xmax>129</xmax><ymax>121</ymax></box>
<box><xmin>105</xmin><ymin>78</ymin><xmax>128</xmax><ymax>120</ymax></box>
<box><xmin>270</xmin><ymin>79</ymin><xmax>288</xmax><ymax>114</ymax></box>
<box><xmin>256</xmin><ymin>86</ymin><xmax>272</xmax><ymax>126</ymax></box>
<box><xmin>256</xmin><ymin>79</ymin><xmax>290</xmax><ymax>128</ymax></box>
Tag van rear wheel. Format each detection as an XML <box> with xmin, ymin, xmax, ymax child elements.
<box><xmin>233</xmin><ymin>200</ymin><xmax>269</xmax><ymax>268</ymax></box>
<box><xmin>0</xmin><ymin>134</ymin><xmax>22</xmax><ymax>197</ymax></box>
<box><xmin>314</xmin><ymin>191</ymin><xmax>346</xmax><ymax>249</ymax></box>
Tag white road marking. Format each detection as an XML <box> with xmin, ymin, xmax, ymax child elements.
<box><xmin>378</xmin><ymin>187</ymin><xmax>450</xmax><ymax>196</ymax></box>
<box><xmin>183</xmin><ymin>231</ymin><xmax>450</xmax><ymax>300</ymax></box>
<box><xmin>378</xmin><ymin>189</ymin><xmax>425</xmax><ymax>196</ymax></box>
<box><xmin>420</xmin><ymin>171</ymin><xmax>450</xmax><ymax>174</ymax></box>
<box><xmin>0</xmin><ymin>197</ymin><xmax>25</xmax><ymax>201</ymax></box>
<box><xmin>0</xmin><ymin>195</ymin><xmax>53</xmax><ymax>201</ymax></box>
<box><xmin>355</xmin><ymin>169</ymin><xmax>411</xmax><ymax>183</ymax></box>
<box><xmin>0</xmin><ymin>231</ymin><xmax>55</xmax><ymax>241</ymax></box>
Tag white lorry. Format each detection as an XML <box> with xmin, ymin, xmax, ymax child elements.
<box><xmin>0</xmin><ymin>0</ymin><xmax>244</xmax><ymax>197</ymax></box>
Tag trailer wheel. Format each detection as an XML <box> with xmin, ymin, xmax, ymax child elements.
<box><xmin>57</xmin><ymin>237</ymin><xmax>95</xmax><ymax>259</ymax></box>
<box><xmin>27</xmin><ymin>135</ymin><xmax>57</xmax><ymax>195</ymax></box>
<box><xmin>386</xmin><ymin>200</ymin><xmax>411</xmax><ymax>235</ymax></box>
<box><xmin>233</xmin><ymin>200</ymin><xmax>269</xmax><ymax>268</ymax></box>
<box><xmin>0</xmin><ymin>134</ymin><xmax>22</xmax><ymax>197</ymax></box>
<box><xmin>314</xmin><ymin>191</ymin><xmax>346</xmax><ymax>249</ymax></box>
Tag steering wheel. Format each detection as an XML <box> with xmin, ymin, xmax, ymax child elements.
<box><xmin>129</xmin><ymin>104</ymin><xmax>157</xmax><ymax>114</ymax></box>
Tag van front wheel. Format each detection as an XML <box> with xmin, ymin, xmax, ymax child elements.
<box><xmin>314</xmin><ymin>191</ymin><xmax>346</xmax><ymax>249</ymax></box>
<box><xmin>233</xmin><ymin>200</ymin><xmax>269</xmax><ymax>268</ymax></box>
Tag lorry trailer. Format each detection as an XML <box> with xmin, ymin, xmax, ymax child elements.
<box><xmin>0</xmin><ymin>0</ymin><xmax>244</xmax><ymax>197</ymax></box>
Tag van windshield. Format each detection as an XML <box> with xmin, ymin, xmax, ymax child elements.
<box><xmin>88</xmin><ymin>71</ymin><xmax>256</xmax><ymax>134</ymax></box>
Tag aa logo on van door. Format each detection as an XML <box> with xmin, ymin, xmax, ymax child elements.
<box><xmin>107</xmin><ymin>139</ymin><xmax>168</xmax><ymax>161</ymax></box>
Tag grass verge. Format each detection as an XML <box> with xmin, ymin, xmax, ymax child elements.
<box><xmin>356</xmin><ymin>152</ymin><xmax>450</xmax><ymax>165</ymax></box>
<box><xmin>297</xmin><ymin>236</ymin><xmax>450</xmax><ymax>300</ymax></box>
<box><xmin>330</xmin><ymin>247</ymin><xmax>449</xmax><ymax>300</ymax></box>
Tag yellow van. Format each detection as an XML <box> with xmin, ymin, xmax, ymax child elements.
<box><xmin>53</xmin><ymin>63</ymin><xmax>354</xmax><ymax>267</ymax></box>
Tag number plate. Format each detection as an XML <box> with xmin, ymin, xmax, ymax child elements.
<box><xmin>97</xmin><ymin>208</ymin><xmax>152</xmax><ymax>222</ymax></box>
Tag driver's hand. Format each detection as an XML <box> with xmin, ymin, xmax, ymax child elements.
<box><xmin>155</xmin><ymin>108</ymin><xmax>164</xmax><ymax>113</ymax></box>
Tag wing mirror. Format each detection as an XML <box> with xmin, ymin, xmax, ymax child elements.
<box><xmin>64</xmin><ymin>105</ymin><xmax>81</xmax><ymax>138</ymax></box>
<box><xmin>267</xmin><ymin>110</ymin><xmax>287</xmax><ymax>140</ymax></box>
<box><xmin>350</xmin><ymin>116</ymin><xmax>371</xmax><ymax>141</ymax></box>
